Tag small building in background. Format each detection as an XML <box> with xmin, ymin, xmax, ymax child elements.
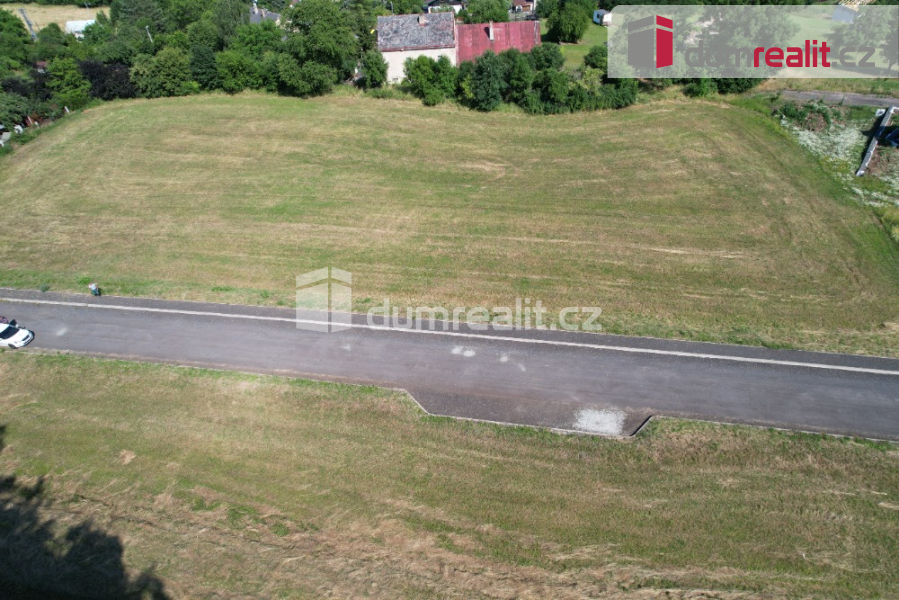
<box><xmin>425</xmin><ymin>0</ymin><xmax>466</xmax><ymax>15</ymax></box>
<box><xmin>455</xmin><ymin>20</ymin><xmax>540</xmax><ymax>64</ymax></box>
<box><xmin>512</xmin><ymin>0</ymin><xmax>535</xmax><ymax>13</ymax></box>
<box><xmin>65</xmin><ymin>20</ymin><xmax>95</xmax><ymax>39</ymax></box>
<box><xmin>593</xmin><ymin>9</ymin><xmax>611</xmax><ymax>26</ymax></box>
<box><xmin>377</xmin><ymin>13</ymin><xmax>457</xmax><ymax>83</ymax></box>
<box><xmin>250</xmin><ymin>1</ymin><xmax>281</xmax><ymax>25</ymax></box>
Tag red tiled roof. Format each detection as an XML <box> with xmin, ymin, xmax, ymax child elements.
<box><xmin>456</xmin><ymin>21</ymin><xmax>540</xmax><ymax>64</ymax></box>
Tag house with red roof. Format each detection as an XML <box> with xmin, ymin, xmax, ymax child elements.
<box><xmin>455</xmin><ymin>21</ymin><xmax>541</xmax><ymax>64</ymax></box>
<box><xmin>375</xmin><ymin>15</ymin><xmax>542</xmax><ymax>82</ymax></box>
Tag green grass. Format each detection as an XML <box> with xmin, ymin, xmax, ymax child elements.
<box><xmin>0</xmin><ymin>352</ymin><xmax>897</xmax><ymax>597</ymax></box>
<box><xmin>541</xmin><ymin>21</ymin><xmax>608</xmax><ymax>68</ymax></box>
<box><xmin>757</xmin><ymin>78</ymin><xmax>899</xmax><ymax>98</ymax></box>
<box><xmin>0</xmin><ymin>93</ymin><xmax>898</xmax><ymax>356</ymax></box>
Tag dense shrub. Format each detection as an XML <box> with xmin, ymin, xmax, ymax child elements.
<box><xmin>274</xmin><ymin>54</ymin><xmax>335</xmax><ymax>97</ymax></box>
<box><xmin>79</xmin><ymin>60</ymin><xmax>136</xmax><ymax>100</ymax></box>
<box><xmin>216</xmin><ymin>49</ymin><xmax>261</xmax><ymax>93</ymax></box>
<box><xmin>131</xmin><ymin>47</ymin><xmax>192</xmax><ymax>98</ymax></box>
<box><xmin>359</xmin><ymin>49</ymin><xmax>387</xmax><ymax>89</ymax></box>
<box><xmin>190</xmin><ymin>45</ymin><xmax>219</xmax><ymax>90</ymax></box>
<box><xmin>713</xmin><ymin>78</ymin><xmax>758</xmax><ymax>94</ymax></box>
<box><xmin>0</xmin><ymin>91</ymin><xmax>31</xmax><ymax>128</ymax></box>
<box><xmin>404</xmin><ymin>55</ymin><xmax>457</xmax><ymax>105</ymax></box>
<box><xmin>46</xmin><ymin>57</ymin><xmax>91</xmax><ymax>109</ymax></box>
<box><xmin>684</xmin><ymin>78</ymin><xmax>717</xmax><ymax>98</ymax></box>
<box><xmin>583</xmin><ymin>45</ymin><xmax>607</xmax><ymax>72</ymax></box>
<box><xmin>471</xmin><ymin>51</ymin><xmax>506</xmax><ymax>111</ymax></box>
<box><xmin>529</xmin><ymin>43</ymin><xmax>564</xmax><ymax>72</ymax></box>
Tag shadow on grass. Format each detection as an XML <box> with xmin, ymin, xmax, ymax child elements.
<box><xmin>0</xmin><ymin>425</ymin><xmax>169</xmax><ymax>600</ymax></box>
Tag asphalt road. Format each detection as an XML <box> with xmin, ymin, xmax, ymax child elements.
<box><xmin>2</xmin><ymin>289</ymin><xmax>898</xmax><ymax>440</ymax></box>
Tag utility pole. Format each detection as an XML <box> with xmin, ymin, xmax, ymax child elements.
<box><xmin>145</xmin><ymin>25</ymin><xmax>154</xmax><ymax>44</ymax></box>
<box><xmin>18</xmin><ymin>9</ymin><xmax>38</xmax><ymax>40</ymax></box>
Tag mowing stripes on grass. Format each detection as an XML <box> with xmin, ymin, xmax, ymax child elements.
<box><xmin>0</xmin><ymin>352</ymin><xmax>897</xmax><ymax>597</ymax></box>
<box><xmin>0</xmin><ymin>94</ymin><xmax>897</xmax><ymax>356</ymax></box>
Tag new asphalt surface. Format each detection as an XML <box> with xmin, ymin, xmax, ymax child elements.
<box><xmin>2</xmin><ymin>289</ymin><xmax>897</xmax><ymax>439</ymax></box>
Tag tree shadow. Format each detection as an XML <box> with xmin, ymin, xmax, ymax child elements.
<box><xmin>0</xmin><ymin>425</ymin><xmax>169</xmax><ymax>600</ymax></box>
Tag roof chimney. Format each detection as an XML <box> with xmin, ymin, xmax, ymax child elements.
<box><xmin>488</xmin><ymin>21</ymin><xmax>494</xmax><ymax>41</ymax></box>
<box><xmin>419</xmin><ymin>14</ymin><xmax>428</xmax><ymax>25</ymax></box>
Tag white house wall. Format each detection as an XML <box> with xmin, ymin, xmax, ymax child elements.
<box><xmin>382</xmin><ymin>47</ymin><xmax>458</xmax><ymax>83</ymax></box>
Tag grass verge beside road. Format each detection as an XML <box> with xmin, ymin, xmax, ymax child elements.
<box><xmin>0</xmin><ymin>352</ymin><xmax>897</xmax><ymax>598</ymax></box>
<box><xmin>0</xmin><ymin>94</ymin><xmax>897</xmax><ymax>356</ymax></box>
<box><xmin>756</xmin><ymin>78</ymin><xmax>899</xmax><ymax>98</ymax></box>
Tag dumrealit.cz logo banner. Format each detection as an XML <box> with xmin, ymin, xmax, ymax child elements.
<box><xmin>608</xmin><ymin>5</ymin><xmax>899</xmax><ymax>79</ymax></box>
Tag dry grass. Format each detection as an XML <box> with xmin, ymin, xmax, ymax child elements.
<box><xmin>756</xmin><ymin>78</ymin><xmax>899</xmax><ymax>98</ymax></box>
<box><xmin>0</xmin><ymin>93</ymin><xmax>898</xmax><ymax>355</ymax></box>
<box><xmin>0</xmin><ymin>352</ymin><xmax>897</xmax><ymax>598</ymax></box>
<box><xmin>2</xmin><ymin>3</ymin><xmax>107</xmax><ymax>29</ymax></box>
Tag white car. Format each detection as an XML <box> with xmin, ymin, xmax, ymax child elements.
<box><xmin>0</xmin><ymin>322</ymin><xmax>34</xmax><ymax>348</ymax></box>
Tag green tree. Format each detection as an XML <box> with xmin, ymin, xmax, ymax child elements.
<box><xmin>471</xmin><ymin>50</ymin><xmax>506</xmax><ymax>111</ymax></box>
<box><xmin>190</xmin><ymin>45</ymin><xmax>220</xmax><ymax>89</ymax></box>
<box><xmin>82</xmin><ymin>13</ymin><xmax>114</xmax><ymax>48</ymax></box>
<box><xmin>548</xmin><ymin>2</ymin><xmax>588</xmax><ymax>43</ymax></box>
<box><xmin>404</xmin><ymin>55</ymin><xmax>456</xmax><ymax>105</ymax></box>
<box><xmin>0</xmin><ymin>9</ymin><xmax>32</xmax><ymax>77</ymax></box>
<box><xmin>131</xmin><ymin>47</ymin><xmax>193</xmax><ymax>97</ymax></box>
<box><xmin>187</xmin><ymin>19</ymin><xmax>223</xmax><ymax>51</ymax></box>
<box><xmin>110</xmin><ymin>0</ymin><xmax>171</xmax><ymax>33</ymax></box>
<box><xmin>274</xmin><ymin>53</ymin><xmax>335</xmax><ymax>96</ymax></box>
<box><xmin>534</xmin><ymin>67</ymin><xmax>568</xmax><ymax>112</ymax></box>
<box><xmin>35</xmin><ymin>23</ymin><xmax>71</xmax><ymax>62</ymax></box>
<box><xmin>529</xmin><ymin>42</ymin><xmax>563</xmax><ymax>71</ymax></box>
<box><xmin>216</xmin><ymin>49</ymin><xmax>262</xmax><ymax>92</ymax></box>
<box><xmin>283</xmin><ymin>0</ymin><xmax>358</xmax><ymax>77</ymax></box>
<box><xmin>535</xmin><ymin>0</ymin><xmax>558</xmax><ymax>20</ymax></box>
<box><xmin>170</xmin><ymin>0</ymin><xmax>207</xmax><ymax>29</ymax></box>
<box><xmin>47</xmin><ymin>57</ymin><xmax>91</xmax><ymax>109</ymax></box>
<box><xmin>230</xmin><ymin>21</ymin><xmax>283</xmax><ymax>58</ymax></box>
<box><xmin>583</xmin><ymin>44</ymin><xmax>607</xmax><ymax>75</ymax></box>
<box><xmin>212</xmin><ymin>0</ymin><xmax>250</xmax><ymax>46</ymax></box>
<box><xmin>499</xmin><ymin>48</ymin><xmax>533</xmax><ymax>103</ymax></box>
<box><xmin>96</xmin><ymin>38</ymin><xmax>138</xmax><ymax>66</ymax></box>
<box><xmin>344</xmin><ymin>0</ymin><xmax>380</xmax><ymax>52</ymax></box>
<box><xmin>360</xmin><ymin>49</ymin><xmax>387</xmax><ymax>89</ymax></box>
<box><xmin>464</xmin><ymin>0</ymin><xmax>509</xmax><ymax>23</ymax></box>
<box><xmin>0</xmin><ymin>91</ymin><xmax>31</xmax><ymax>128</ymax></box>
<box><xmin>390</xmin><ymin>0</ymin><xmax>424</xmax><ymax>14</ymax></box>
<box><xmin>159</xmin><ymin>30</ymin><xmax>191</xmax><ymax>52</ymax></box>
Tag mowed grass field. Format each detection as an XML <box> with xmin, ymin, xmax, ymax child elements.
<box><xmin>4</xmin><ymin>3</ymin><xmax>106</xmax><ymax>28</ymax></box>
<box><xmin>1</xmin><ymin>93</ymin><xmax>898</xmax><ymax>355</ymax></box>
<box><xmin>0</xmin><ymin>352</ymin><xmax>897</xmax><ymax>598</ymax></box>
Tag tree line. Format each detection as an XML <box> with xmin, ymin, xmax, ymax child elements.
<box><xmin>401</xmin><ymin>43</ymin><xmax>640</xmax><ymax>113</ymax></box>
